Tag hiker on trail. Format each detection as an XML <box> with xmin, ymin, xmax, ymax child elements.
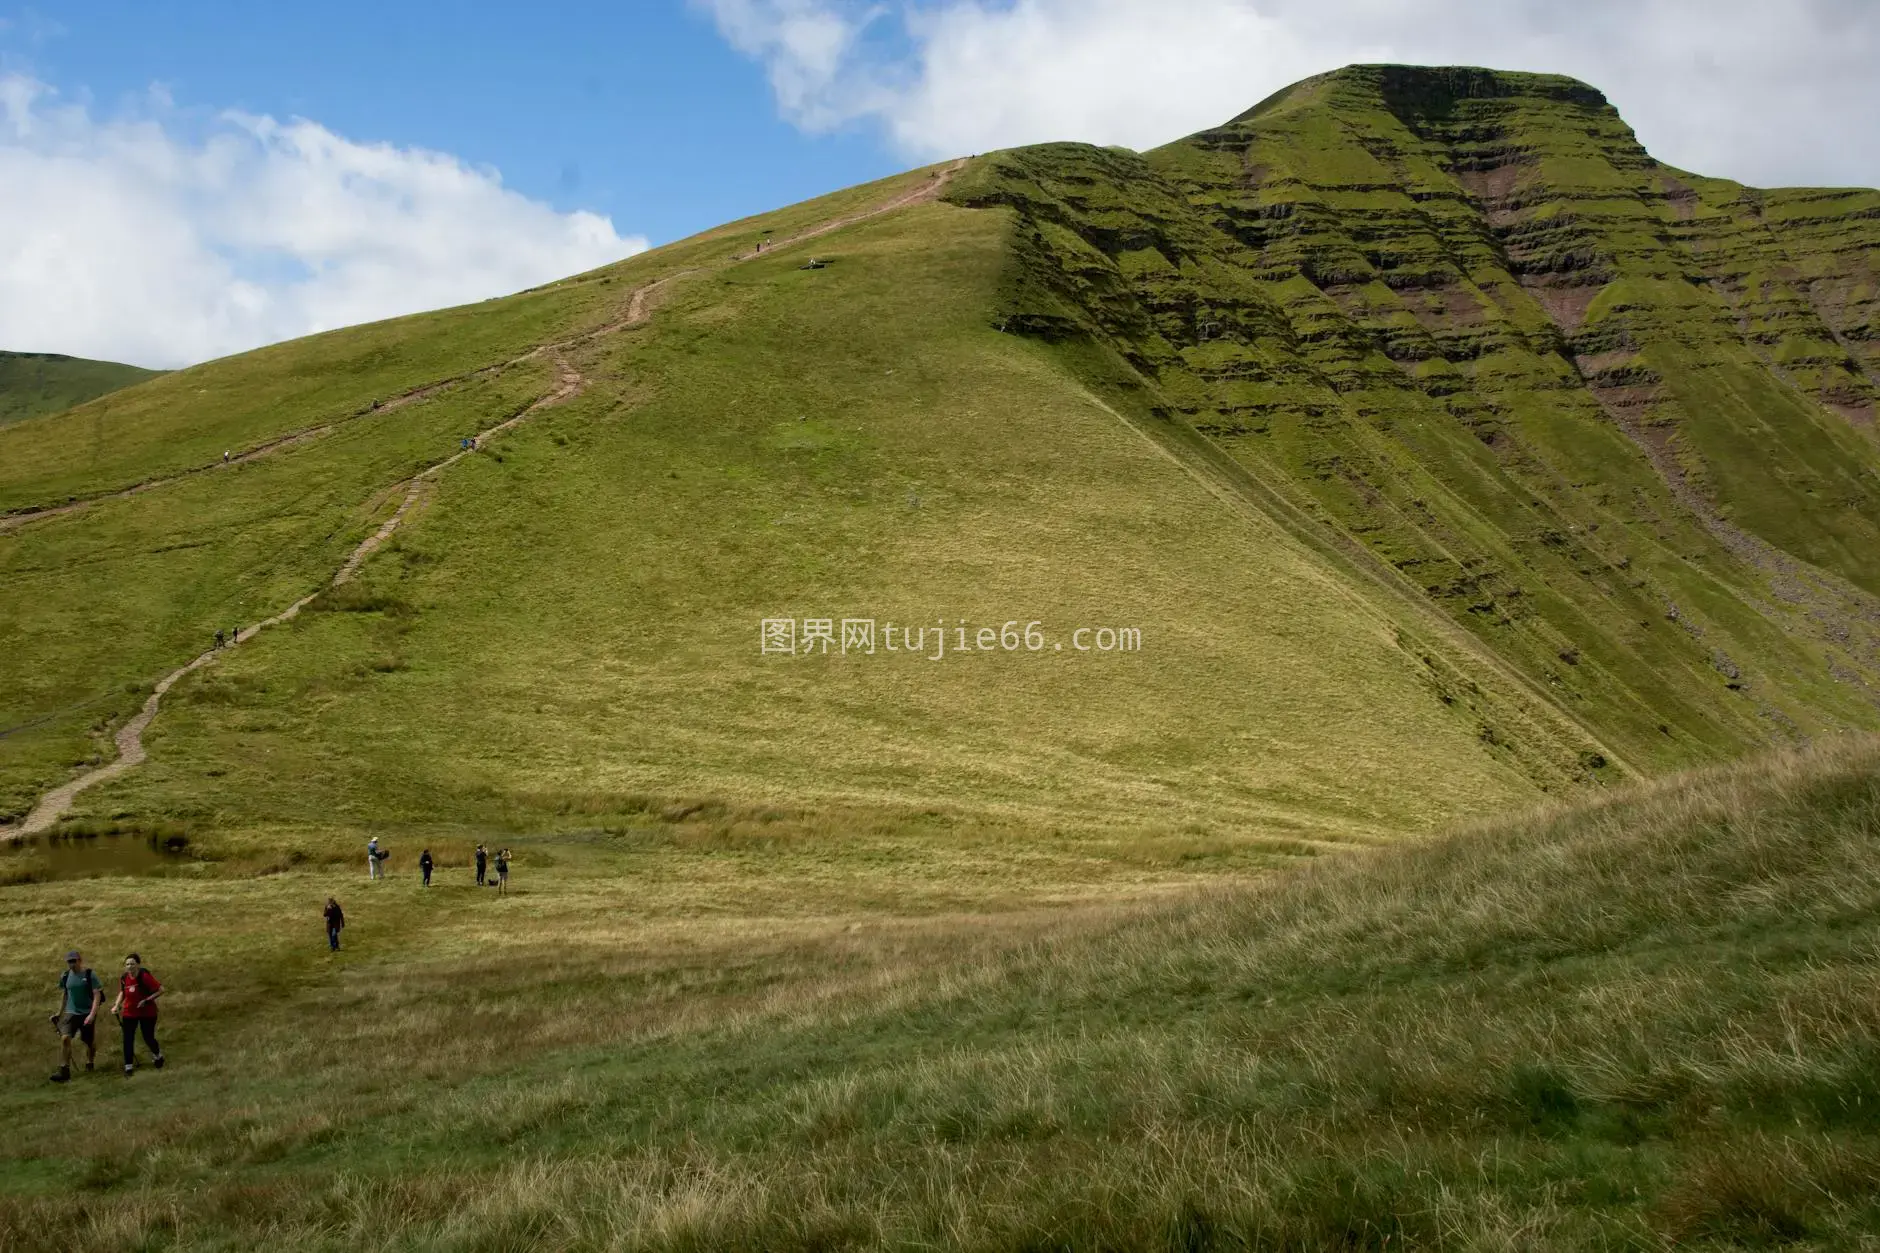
<box><xmin>49</xmin><ymin>950</ymin><xmax>102</xmax><ymax>1082</ymax></box>
<box><xmin>228</xmin><ymin>626</ymin><xmax>240</xmax><ymax>645</ymax></box>
<box><xmin>494</xmin><ymin>848</ymin><xmax>510</xmax><ymax>895</ymax></box>
<box><xmin>215</xmin><ymin>630</ymin><xmax>224</xmax><ymax>649</ymax></box>
<box><xmin>324</xmin><ymin>897</ymin><xmax>345</xmax><ymax>951</ymax></box>
<box><xmin>419</xmin><ymin>849</ymin><xmax>434</xmax><ymax>887</ymax></box>
<box><xmin>111</xmin><ymin>953</ymin><xmax>164</xmax><ymax>1076</ymax></box>
<box><xmin>222</xmin><ymin>450</ymin><xmax>230</xmax><ymax>464</ymax></box>
<box><xmin>475</xmin><ymin>843</ymin><xmax>488</xmax><ymax>886</ymax></box>
<box><xmin>367</xmin><ymin>836</ymin><xmax>383</xmax><ymax>880</ymax></box>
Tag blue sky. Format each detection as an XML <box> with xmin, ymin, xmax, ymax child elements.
<box><xmin>0</xmin><ymin>1</ymin><xmax>902</xmax><ymax>246</ymax></box>
<box><xmin>2</xmin><ymin>1</ymin><xmax>1873</xmax><ymax>366</ymax></box>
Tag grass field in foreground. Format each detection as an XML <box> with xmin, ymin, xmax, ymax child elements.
<box><xmin>0</xmin><ymin>734</ymin><xmax>1875</xmax><ymax>1250</ymax></box>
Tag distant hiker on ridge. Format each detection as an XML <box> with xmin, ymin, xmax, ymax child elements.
<box><xmin>49</xmin><ymin>950</ymin><xmax>102</xmax><ymax>1083</ymax></box>
<box><xmin>324</xmin><ymin>897</ymin><xmax>345</xmax><ymax>951</ymax></box>
<box><xmin>419</xmin><ymin>848</ymin><xmax>434</xmax><ymax>888</ymax></box>
<box><xmin>111</xmin><ymin>953</ymin><xmax>165</xmax><ymax>1076</ymax></box>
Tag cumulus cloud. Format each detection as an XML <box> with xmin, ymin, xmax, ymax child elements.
<box><xmin>696</xmin><ymin>0</ymin><xmax>1880</xmax><ymax>190</ymax></box>
<box><xmin>0</xmin><ymin>75</ymin><xmax>646</xmax><ymax>367</ymax></box>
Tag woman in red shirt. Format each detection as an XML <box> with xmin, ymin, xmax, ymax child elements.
<box><xmin>110</xmin><ymin>953</ymin><xmax>164</xmax><ymax>1076</ymax></box>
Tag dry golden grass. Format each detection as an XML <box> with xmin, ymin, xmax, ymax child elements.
<box><xmin>1</xmin><ymin>735</ymin><xmax>1877</xmax><ymax>1249</ymax></box>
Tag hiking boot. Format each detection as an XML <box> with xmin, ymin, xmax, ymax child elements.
<box><xmin>84</xmin><ymin>1060</ymin><xmax>94</xmax><ymax>1071</ymax></box>
<box><xmin>153</xmin><ymin>1054</ymin><xmax>165</xmax><ymax>1070</ymax></box>
<box><xmin>50</xmin><ymin>1066</ymin><xmax>70</xmax><ymax>1083</ymax></box>
<box><xmin>123</xmin><ymin>1064</ymin><xmax>134</xmax><ymax>1076</ymax></box>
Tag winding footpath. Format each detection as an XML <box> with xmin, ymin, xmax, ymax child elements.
<box><xmin>10</xmin><ymin>351</ymin><xmax>587</xmax><ymax>836</ymax></box>
<box><xmin>3</xmin><ymin>163</ymin><xmax>967</xmax><ymax>838</ymax></box>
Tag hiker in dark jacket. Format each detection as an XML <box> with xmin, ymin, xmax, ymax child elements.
<box><xmin>475</xmin><ymin>844</ymin><xmax>488</xmax><ymax>886</ymax></box>
<box><xmin>419</xmin><ymin>849</ymin><xmax>434</xmax><ymax>887</ymax></box>
<box><xmin>324</xmin><ymin>898</ymin><xmax>345</xmax><ymax>951</ymax></box>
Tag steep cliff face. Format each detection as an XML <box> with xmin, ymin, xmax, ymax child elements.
<box><xmin>949</xmin><ymin>64</ymin><xmax>1880</xmax><ymax>772</ymax></box>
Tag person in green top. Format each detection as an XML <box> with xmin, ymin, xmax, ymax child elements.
<box><xmin>49</xmin><ymin>950</ymin><xmax>102</xmax><ymax>1083</ymax></box>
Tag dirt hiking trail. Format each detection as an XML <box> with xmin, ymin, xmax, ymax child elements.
<box><xmin>0</xmin><ymin>163</ymin><xmax>966</xmax><ymax>536</ymax></box>
<box><xmin>3</xmin><ymin>162</ymin><xmax>968</xmax><ymax>838</ymax></box>
<box><xmin>10</xmin><ymin>349</ymin><xmax>586</xmax><ymax>836</ymax></box>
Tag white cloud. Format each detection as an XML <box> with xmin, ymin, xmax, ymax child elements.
<box><xmin>0</xmin><ymin>75</ymin><xmax>646</xmax><ymax>368</ymax></box>
<box><xmin>696</xmin><ymin>0</ymin><xmax>1880</xmax><ymax>191</ymax></box>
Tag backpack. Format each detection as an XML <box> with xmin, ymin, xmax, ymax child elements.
<box><xmin>61</xmin><ymin>969</ymin><xmax>98</xmax><ymax>1006</ymax></box>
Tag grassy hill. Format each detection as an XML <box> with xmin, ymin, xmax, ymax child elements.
<box><xmin>0</xmin><ymin>63</ymin><xmax>1876</xmax><ymax>856</ymax></box>
<box><xmin>3</xmin><ymin>61</ymin><xmax>1880</xmax><ymax>1250</ymax></box>
<box><xmin>0</xmin><ymin>350</ymin><xmax>160</xmax><ymax>426</ymax></box>
<box><xmin>952</xmin><ymin>65</ymin><xmax>1880</xmax><ymax>777</ymax></box>
<box><xmin>0</xmin><ymin>729</ymin><xmax>1874</xmax><ymax>1248</ymax></box>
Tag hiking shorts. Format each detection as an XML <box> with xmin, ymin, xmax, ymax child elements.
<box><xmin>57</xmin><ymin>1013</ymin><xmax>94</xmax><ymax>1043</ymax></box>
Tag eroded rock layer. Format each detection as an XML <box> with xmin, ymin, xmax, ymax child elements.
<box><xmin>951</xmin><ymin>65</ymin><xmax>1880</xmax><ymax>771</ymax></box>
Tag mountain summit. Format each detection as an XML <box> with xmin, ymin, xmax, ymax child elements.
<box><xmin>953</xmin><ymin>62</ymin><xmax>1880</xmax><ymax>765</ymax></box>
<box><xmin>3</xmin><ymin>65</ymin><xmax>1878</xmax><ymax>846</ymax></box>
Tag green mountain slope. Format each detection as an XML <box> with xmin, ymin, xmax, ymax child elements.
<box><xmin>2</xmin><ymin>67</ymin><xmax>1877</xmax><ymax>849</ymax></box>
<box><xmin>0</xmin><ymin>349</ymin><xmax>159</xmax><ymax>426</ymax></box>
<box><xmin>951</xmin><ymin>64</ymin><xmax>1880</xmax><ymax>773</ymax></box>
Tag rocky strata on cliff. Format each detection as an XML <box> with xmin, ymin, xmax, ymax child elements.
<box><xmin>948</xmin><ymin>64</ymin><xmax>1880</xmax><ymax>772</ymax></box>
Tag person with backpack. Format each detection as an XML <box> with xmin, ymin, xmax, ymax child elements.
<box><xmin>49</xmin><ymin>950</ymin><xmax>103</xmax><ymax>1082</ymax></box>
<box><xmin>419</xmin><ymin>849</ymin><xmax>434</xmax><ymax>887</ymax></box>
<box><xmin>110</xmin><ymin>953</ymin><xmax>164</xmax><ymax>1076</ymax></box>
<box><xmin>494</xmin><ymin>848</ymin><xmax>510</xmax><ymax>895</ymax></box>
<box><xmin>367</xmin><ymin>836</ymin><xmax>383</xmax><ymax>880</ymax></box>
<box><xmin>475</xmin><ymin>844</ymin><xmax>488</xmax><ymax>886</ymax></box>
<box><xmin>324</xmin><ymin>897</ymin><xmax>345</xmax><ymax>951</ymax></box>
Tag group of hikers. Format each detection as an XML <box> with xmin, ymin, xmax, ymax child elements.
<box><xmin>319</xmin><ymin>839</ymin><xmax>511</xmax><ymax>954</ymax></box>
<box><xmin>49</xmin><ymin>842</ymin><xmax>516</xmax><ymax>1083</ymax></box>
<box><xmin>363</xmin><ymin>837</ymin><xmax>510</xmax><ymax>890</ymax></box>
<box><xmin>49</xmin><ymin>949</ymin><xmax>164</xmax><ymax>1082</ymax></box>
<box><xmin>212</xmin><ymin>626</ymin><xmax>242</xmax><ymax>649</ymax></box>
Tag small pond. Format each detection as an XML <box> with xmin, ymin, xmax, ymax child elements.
<box><xmin>0</xmin><ymin>832</ymin><xmax>193</xmax><ymax>882</ymax></box>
